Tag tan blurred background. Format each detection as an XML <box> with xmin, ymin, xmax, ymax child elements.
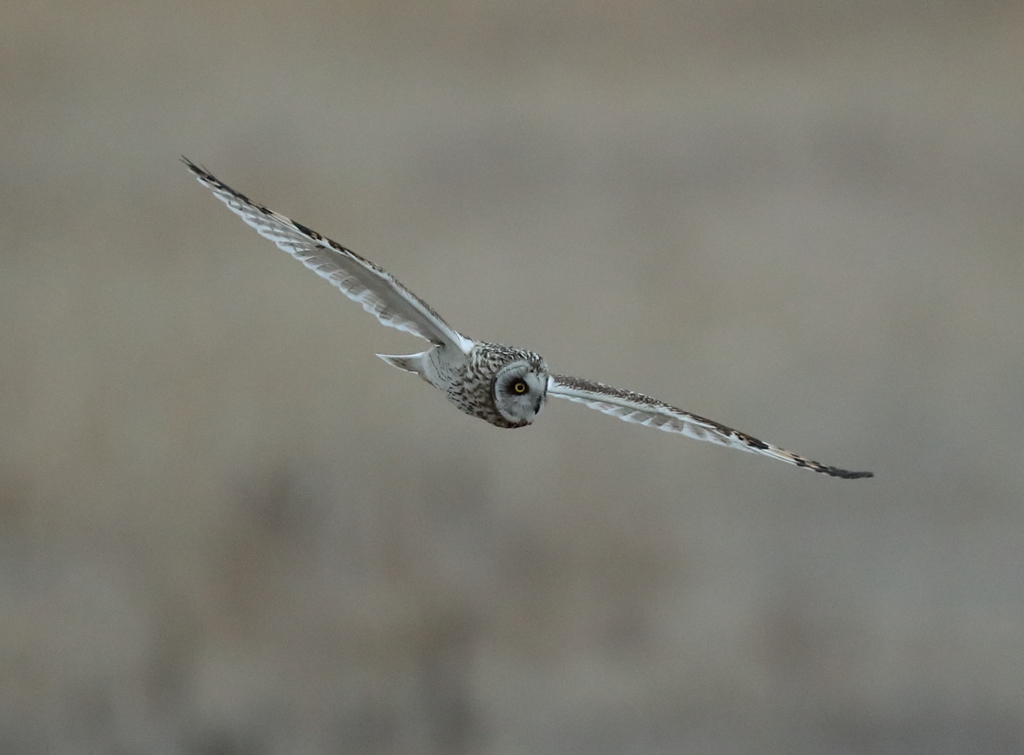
<box><xmin>3</xmin><ymin>1</ymin><xmax>1024</xmax><ymax>752</ymax></box>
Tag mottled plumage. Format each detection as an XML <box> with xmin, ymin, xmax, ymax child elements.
<box><xmin>183</xmin><ymin>157</ymin><xmax>872</xmax><ymax>479</ymax></box>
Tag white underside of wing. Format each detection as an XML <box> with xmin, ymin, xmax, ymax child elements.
<box><xmin>548</xmin><ymin>379</ymin><xmax>760</xmax><ymax>449</ymax></box>
<box><xmin>184</xmin><ymin>158</ymin><xmax>474</xmax><ymax>355</ymax></box>
<box><xmin>546</xmin><ymin>375</ymin><xmax>872</xmax><ymax>479</ymax></box>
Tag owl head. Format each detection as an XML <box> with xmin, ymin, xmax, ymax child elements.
<box><xmin>492</xmin><ymin>357</ymin><xmax>549</xmax><ymax>426</ymax></box>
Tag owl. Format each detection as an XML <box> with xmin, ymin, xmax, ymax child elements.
<box><xmin>183</xmin><ymin>158</ymin><xmax>871</xmax><ymax>479</ymax></box>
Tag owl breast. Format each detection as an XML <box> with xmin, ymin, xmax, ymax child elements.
<box><xmin>429</xmin><ymin>342</ymin><xmax>543</xmax><ymax>429</ymax></box>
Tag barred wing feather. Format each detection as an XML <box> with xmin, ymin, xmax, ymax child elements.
<box><xmin>183</xmin><ymin>158</ymin><xmax>473</xmax><ymax>354</ymax></box>
<box><xmin>547</xmin><ymin>375</ymin><xmax>872</xmax><ymax>479</ymax></box>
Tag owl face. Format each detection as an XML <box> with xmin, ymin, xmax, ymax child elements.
<box><xmin>492</xmin><ymin>359</ymin><xmax>548</xmax><ymax>425</ymax></box>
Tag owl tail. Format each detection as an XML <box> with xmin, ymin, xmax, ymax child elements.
<box><xmin>376</xmin><ymin>351</ymin><xmax>430</xmax><ymax>379</ymax></box>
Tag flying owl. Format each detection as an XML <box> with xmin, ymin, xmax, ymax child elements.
<box><xmin>183</xmin><ymin>158</ymin><xmax>871</xmax><ymax>479</ymax></box>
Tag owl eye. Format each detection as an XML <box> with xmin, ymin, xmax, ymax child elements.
<box><xmin>511</xmin><ymin>379</ymin><xmax>529</xmax><ymax>394</ymax></box>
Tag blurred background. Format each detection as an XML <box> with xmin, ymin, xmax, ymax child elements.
<box><xmin>3</xmin><ymin>1</ymin><xmax>1024</xmax><ymax>752</ymax></box>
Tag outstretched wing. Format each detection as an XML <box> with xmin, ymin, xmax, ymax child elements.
<box><xmin>546</xmin><ymin>375</ymin><xmax>872</xmax><ymax>479</ymax></box>
<box><xmin>183</xmin><ymin>157</ymin><xmax>474</xmax><ymax>354</ymax></box>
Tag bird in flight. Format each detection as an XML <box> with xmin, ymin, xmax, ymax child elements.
<box><xmin>183</xmin><ymin>158</ymin><xmax>872</xmax><ymax>479</ymax></box>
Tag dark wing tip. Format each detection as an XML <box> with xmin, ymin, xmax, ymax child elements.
<box><xmin>180</xmin><ymin>155</ymin><xmax>200</xmax><ymax>171</ymax></box>
<box><xmin>180</xmin><ymin>153</ymin><xmax>216</xmax><ymax>182</ymax></box>
<box><xmin>820</xmin><ymin>466</ymin><xmax>874</xmax><ymax>479</ymax></box>
<box><xmin>791</xmin><ymin>454</ymin><xmax>873</xmax><ymax>479</ymax></box>
<box><xmin>180</xmin><ymin>157</ymin><xmax>262</xmax><ymax>208</ymax></box>
<box><xmin>791</xmin><ymin>452</ymin><xmax>873</xmax><ymax>479</ymax></box>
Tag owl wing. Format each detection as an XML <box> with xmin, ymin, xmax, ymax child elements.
<box><xmin>546</xmin><ymin>375</ymin><xmax>872</xmax><ymax>479</ymax></box>
<box><xmin>183</xmin><ymin>157</ymin><xmax>474</xmax><ymax>355</ymax></box>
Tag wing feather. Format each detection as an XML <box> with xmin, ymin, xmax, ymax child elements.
<box><xmin>183</xmin><ymin>157</ymin><xmax>474</xmax><ymax>354</ymax></box>
<box><xmin>547</xmin><ymin>375</ymin><xmax>872</xmax><ymax>479</ymax></box>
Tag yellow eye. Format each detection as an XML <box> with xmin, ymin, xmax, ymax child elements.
<box><xmin>512</xmin><ymin>380</ymin><xmax>528</xmax><ymax>394</ymax></box>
